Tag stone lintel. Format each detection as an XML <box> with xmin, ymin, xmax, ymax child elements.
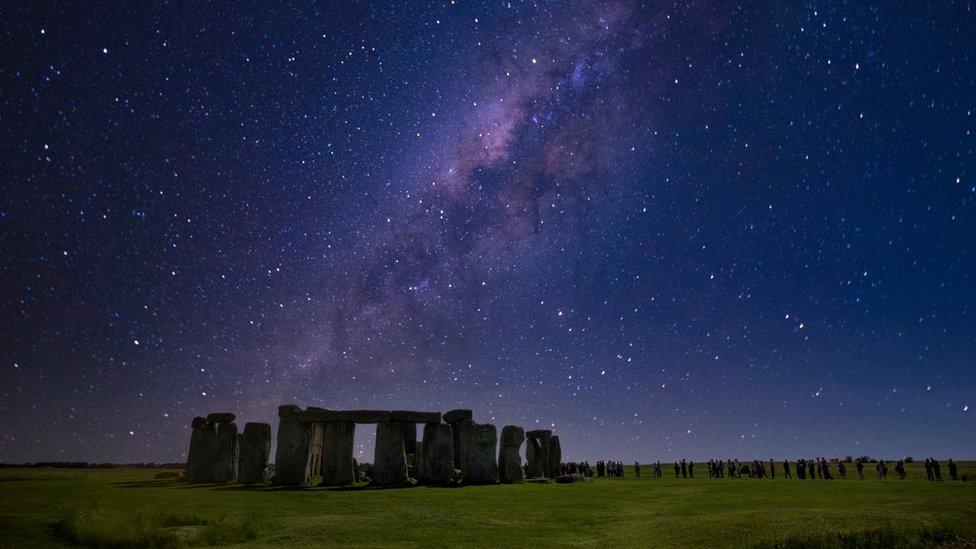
<box><xmin>292</xmin><ymin>409</ymin><xmax>440</xmax><ymax>424</ymax></box>
<box><xmin>443</xmin><ymin>409</ymin><xmax>473</xmax><ymax>424</ymax></box>
<box><xmin>526</xmin><ymin>429</ymin><xmax>552</xmax><ymax>439</ymax></box>
<box><xmin>391</xmin><ymin>410</ymin><xmax>441</xmax><ymax>423</ymax></box>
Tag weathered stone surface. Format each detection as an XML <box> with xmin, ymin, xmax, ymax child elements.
<box><xmin>391</xmin><ymin>410</ymin><xmax>441</xmax><ymax>423</ymax></box>
<box><xmin>295</xmin><ymin>409</ymin><xmax>338</xmax><ymax>423</ymax></box>
<box><xmin>278</xmin><ymin>404</ymin><xmax>302</xmax><ymax>417</ymax></box>
<box><xmin>462</xmin><ymin>422</ymin><xmax>498</xmax><ymax>484</ymax></box>
<box><xmin>238</xmin><ymin>422</ymin><xmax>271</xmax><ymax>483</ymax></box>
<box><xmin>207</xmin><ymin>412</ymin><xmax>236</xmax><ymax>424</ymax></box>
<box><xmin>545</xmin><ymin>435</ymin><xmax>561</xmax><ymax>479</ymax></box>
<box><xmin>420</xmin><ymin>423</ymin><xmax>454</xmax><ymax>484</ymax></box>
<box><xmin>338</xmin><ymin>410</ymin><xmax>392</xmax><ymax>423</ymax></box>
<box><xmin>443</xmin><ymin>409</ymin><xmax>473</xmax><ymax>424</ymax></box>
<box><xmin>373</xmin><ymin>421</ymin><xmax>409</xmax><ymax>485</ymax></box>
<box><xmin>273</xmin><ymin>421</ymin><xmax>322</xmax><ymax>485</ymax></box>
<box><xmin>321</xmin><ymin>421</ymin><xmax>356</xmax><ymax>486</ymax></box>
<box><xmin>498</xmin><ymin>425</ymin><xmax>525</xmax><ymax>483</ymax></box>
<box><xmin>185</xmin><ymin>420</ymin><xmax>215</xmax><ymax>481</ymax></box>
<box><xmin>450</xmin><ymin>420</ymin><xmax>473</xmax><ymax>472</ymax></box>
<box><xmin>210</xmin><ymin>421</ymin><xmax>239</xmax><ymax>482</ymax></box>
<box><xmin>555</xmin><ymin>473</ymin><xmax>588</xmax><ymax>483</ymax></box>
<box><xmin>526</xmin><ymin>429</ymin><xmax>552</xmax><ymax>440</ymax></box>
<box><xmin>295</xmin><ymin>409</ymin><xmax>440</xmax><ymax>424</ymax></box>
<box><xmin>525</xmin><ymin>435</ymin><xmax>547</xmax><ymax>478</ymax></box>
<box><xmin>400</xmin><ymin>423</ymin><xmax>417</xmax><ymax>458</ymax></box>
<box><xmin>443</xmin><ymin>411</ymin><xmax>474</xmax><ymax>471</ymax></box>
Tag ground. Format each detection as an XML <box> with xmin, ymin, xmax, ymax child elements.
<box><xmin>1</xmin><ymin>462</ymin><xmax>974</xmax><ymax>547</ymax></box>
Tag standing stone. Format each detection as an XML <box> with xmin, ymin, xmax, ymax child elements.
<box><xmin>545</xmin><ymin>435</ymin><xmax>561</xmax><ymax>479</ymax></box>
<box><xmin>400</xmin><ymin>423</ymin><xmax>417</xmax><ymax>458</ymax></box>
<box><xmin>206</xmin><ymin>412</ymin><xmax>236</xmax><ymax>424</ymax></box>
<box><xmin>238</xmin><ymin>422</ymin><xmax>272</xmax><ymax>483</ymax></box>
<box><xmin>321</xmin><ymin>421</ymin><xmax>356</xmax><ymax>486</ymax></box>
<box><xmin>443</xmin><ymin>409</ymin><xmax>473</xmax><ymax>471</ymax></box>
<box><xmin>373</xmin><ymin>421</ymin><xmax>409</xmax><ymax>485</ymax></box>
<box><xmin>210</xmin><ymin>421</ymin><xmax>239</xmax><ymax>482</ymax></box>
<box><xmin>185</xmin><ymin>417</ymin><xmax>213</xmax><ymax>481</ymax></box>
<box><xmin>273</xmin><ymin>410</ymin><xmax>323</xmax><ymax>485</ymax></box>
<box><xmin>498</xmin><ymin>425</ymin><xmax>525</xmax><ymax>483</ymax></box>
<box><xmin>462</xmin><ymin>422</ymin><xmax>498</xmax><ymax>484</ymax></box>
<box><xmin>421</xmin><ymin>422</ymin><xmax>454</xmax><ymax>485</ymax></box>
<box><xmin>525</xmin><ymin>429</ymin><xmax>551</xmax><ymax>478</ymax></box>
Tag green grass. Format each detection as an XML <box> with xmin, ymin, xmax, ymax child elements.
<box><xmin>0</xmin><ymin>463</ymin><xmax>974</xmax><ymax>547</ymax></box>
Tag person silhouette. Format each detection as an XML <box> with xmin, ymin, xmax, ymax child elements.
<box><xmin>949</xmin><ymin>459</ymin><xmax>958</xmax><ymax>481</ymax></box>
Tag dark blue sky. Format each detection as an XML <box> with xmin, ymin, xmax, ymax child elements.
<box><xmin>1</xmin><ymin>1</ymin><xmax>974</xmax><ymax>463</ymax></box>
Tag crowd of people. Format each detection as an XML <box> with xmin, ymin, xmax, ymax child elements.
<box><xmin>596</xmin><ymin>460</ymin><xmax>625</xmax><ymax>477</ymax></box>
<box><xmin>584</xmin><ymin>457</ymin><xmax>965</xmax><ymax>481</ymax></box>
<box><xmin>559</xmin><ymin>461</ymin><xmax>594</xmax><ymax>477</ymax></box>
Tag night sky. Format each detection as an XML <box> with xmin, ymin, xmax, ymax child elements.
<box><xmin>2</xmin><ymin>2</ymin><xmax>975</xmax><ymax>464</ymax></box>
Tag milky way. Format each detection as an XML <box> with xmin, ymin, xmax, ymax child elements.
<box><xmin>1</xmin><ymin>2</ymin><xmax>974</xmax><ymax>463</ymax></box>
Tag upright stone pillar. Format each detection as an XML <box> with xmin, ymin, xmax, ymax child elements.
<box><xmin>443</xmin><ymin>409</ymin><xmax>473</xmax><ymax>473</ymax></box>
<box><xmin>421</xmin><ymin>422</ymin><xmax>454</xmax><ymax>485</ymax></box>
<box><xmin>321</xmin><ymin>421</ymin><xmax>356</xmax><ymax>486</ymax></box>
<box><xmin>208</xmin><ymin>414</ymin><xmax>239</xmax><ymax>482</ymax></box>
<box><xmin>274</xmin><ymin>405</ymin><xmax>317</xmax><ymax>485</ymax></box>
<box><xmin>546</xmin><ymin>435</ymin><xmax>561</xmax><ymax>479</ymax></box>
<box><xmin>238</xmin><ymin>422</ymin><xmax>272</xmax><ymax>483</ymax></box>
<box><xmin>185</xmin><ymin>416</ymin><xmax>213</xmax><ymax>481</ymax></box>
<box><xmin>525</xmin><ymin>429</ymin><xmax>551</xmax><ymax>478</ymax></box>
<box><xmin>400</xmin><ymin>423</ymin><xmax>417</xmax><ymax>457</ymax></box>
<box><xmin>498</xmin><ymin>425</ymin><xmax>525</xmax><ymax>483</ymax></box>
<box><xmin>373</xmin><ymin>421</ymin><xmax>409</xmax><ymax>485</ymax></box>
<box><xmin>463</xmin><ymin>422</ymin><xmax>498</xmax><ymax>484</ymax></box>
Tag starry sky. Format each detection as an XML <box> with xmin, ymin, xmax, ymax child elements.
<box><xmin>2</xmin><ymin>2</ymin><xmax>975</xmax><ymax>464</ymax></box>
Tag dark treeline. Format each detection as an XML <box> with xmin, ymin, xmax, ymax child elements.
<box><xmin>0</xmin><ymin>462</ymin><xmax>186</xmax><ymax>469</ymax></box>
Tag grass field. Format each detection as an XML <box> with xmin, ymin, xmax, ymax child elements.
<box><xmin>1</xmin><ymin>462</ymin><xmax>974</xmax><ymax>547</ymax></box>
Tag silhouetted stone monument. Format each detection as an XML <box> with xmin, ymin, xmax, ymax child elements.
<box><xmin>463</xmin><ymin>422</ymin><xmax>498</xmax><ymax>484</ymax></box>
<box><xmin>421</xmin><ymin>422</ymin><xmax>454</xmax><ymax>484</ymax></box>
<box><xmin>498</xmin><ymin>425</ymin><xmax>525</xmax><ymax>483</ymax></box>
<box><xmin>238</xmin><ymin>422</ymin><xmax>271</xmax><ymax>483</ymax></box>
<box><xmin>373</xmin><ymin>421</ymin><xmax>409</xmax><ymax>485</ymax></box>
<box><xmin>545</xmin><ymin>435</ymin><xmax>561</xmax><ymax>479</ymax></box>
<box><xmin>186</xmin><ymin>413</ymin><xmax>238</xmax><ymax>482</ymax></box>
<box><xmin>321</xmin><ymin>421</ymin><xmax>356</xmax><ymax>486</ymax></box>
<box><xmin>525</xmin><ymin>429</ymin><xmax>551</xmax><ymax>478</ymax></box>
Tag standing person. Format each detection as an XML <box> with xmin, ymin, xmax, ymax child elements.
<box><xmin>933</xmin><ymin>459</ymin><xmax>942</xmax><ymax>481</ymax></box>
<box><xmin>783</xmin><ymin>460</ymin><xmax>792</xmax><ymax>479</ymax></box>
<box><xmin>838</xmin><ymin>460</ymin><xmax>847</xmax><ymax>480</ymax></box>
<box><xmin>797</xmin><ymin>459</ymin><xmax>806</xmax><ymax>480</ymax></box>
<box><xmin>770</xmin><ymin>459</ymin><xmax>776</xmax><ymax>479</ymax></box>
<box><xmin>925</xmin><ymin>458</ymin><xmax>934</xmax><ymax>481</ymax></box>
<box><xmin>635</xmin><ymin>461</ymin><xmax>641</xmax><ymax>478</ymax></box>
<box><xmin>808</xmin><ymin>460</ymin><xmax>815</xmax><ymax>480</ymax></box>
<box><xmin>681</xmin><ymin>459</ymin><xmax>687</xmax><ymax>478</ymax></box>
<box><xmin>856</xmin><ymin>459</ymin><xmax>864</xmax><ymax>480</ymax></box>
<box><xmin>949</xmin><ymin>459</ymin><xmax>958</xmax><ymax>480</ymax></box>
<box><xmin>895</xmin><ymin>460</ymin><xmax>906</xmax><ymax>480</ymax></box>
